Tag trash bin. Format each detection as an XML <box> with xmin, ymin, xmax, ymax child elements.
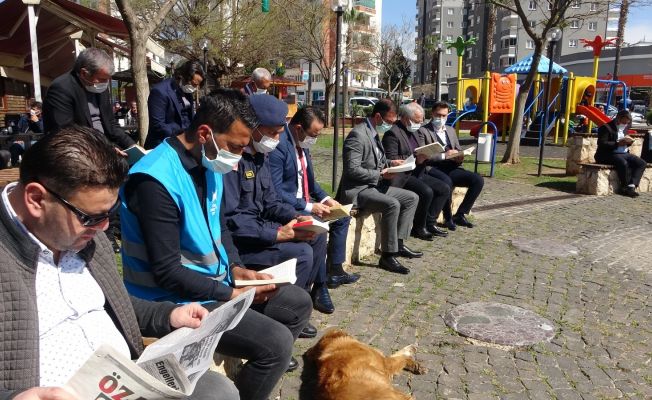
<box><xmin>477</xmin><ymin>133</ymin><xmax>493</xmax><ymax>162</ymax></box>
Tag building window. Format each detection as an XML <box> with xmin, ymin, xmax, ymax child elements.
<box><xmin>528</xmin><ymin>1</ymin><xmax>536</xmax><ymax>10</ymax></box>
<box><xmin>547</xmin><ymin>0</ymin><xmax>552</xmax><ymax>10</ymax></box>
<box><xmin>508</xmin><ymin>57</ymin><xmax>516</xmax><ymax>65</ymax></box>
<box><xmin>446</xmin><ymin>35</ymin><xmax>453</xmax><ymax>41</ymax></box>
<box><xmin>570</xmin><ymin>20</ymin><xmax>580</xmax><ymax>28</ymax></box>
<box><xmin>447</xmin><ymin>8</ymin><xmax>453</xmax><ymax>15</ymax></box>
<box><xmin>526</xmin><ymin>39</ymin><xmax>534</xmax><ymax>49</ymax></box>
<box><xmin>445</xmin><ymin>60</ymin><xmax>452</xmax><ymax>67</ymax></box>
<box><xmin>590</xmin><ymin>2</ymin><xmax>597</xmax><ymax>11</ymax></box>
<box><xmin>445</xmin><ymin>73</ymin><xmax>451</xmax><ymax>78</ymax></box>
<box><xmin>467</xmin><ymin>49</ymin><xmax>472</xmax><ymax>58</ymax></box>
<box><xmin>588</xmin><ymin>21</ymin><xmax>597</xmax><ymax>31</ymax></box>
<box><xmin>447</xmin><ymin>21</ymin><xmax>454</xmax><ymax>28</ymax></box>
<box><xmin>446</xmin><ymin>48</ymin><xmax>452</xmax><ymax>54</ymax></box>
<box><xmin>476</xmin><ymin>15</ymin><xmax>480</xmax><ymax>23</ymax></box>
<box><xmin>569</xmin><ymin>39</ymin><xmax>578</xmax><ymax>48</ymax></box>
<box><xmin>529</xmin><ymin>20</ymin><xmax>536</xmax><ymax>28</ymax></box>
<box><xmin>572</xmin><ymin>0</ymin><xmax>580</xmax><ymax>8</ymax></box>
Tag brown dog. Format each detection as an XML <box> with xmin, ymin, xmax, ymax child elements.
<box><xmin>306</xmin><ymin>328</ymin><xmax>427</xmax><ymax>400</ymax></box>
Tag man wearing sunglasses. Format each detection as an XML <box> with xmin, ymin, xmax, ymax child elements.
<box><xmin>0</xmin><ymin>126</ymin><xmax>238</xmax><ymax>400</ymax></box>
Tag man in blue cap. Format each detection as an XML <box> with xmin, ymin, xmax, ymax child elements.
<box><xmin>222</xmin><ymin>94</ymin><xmax>333</xmax><ymax>339</ymax></box>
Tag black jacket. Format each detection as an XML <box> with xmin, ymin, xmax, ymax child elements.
<box><xmin>42</xmin><ymin>71</ymin><xmax>135</xmax><ymax>149</ymax></box>
<box><xmin>595</xmin><ymin>120</ymin><xmax>625</xmax><ymax>161</ymax></box>
<box><xmin>381</xmin><ymin>121</ymin><xmax>424</xmax><ymax>187</ymax></box>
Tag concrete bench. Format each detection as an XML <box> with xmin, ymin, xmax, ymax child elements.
<box><xmin>566</xmin><ymin>133</ymin><xmax>644</xmax><ymax>176</ymax></box>
<box><xmin>575</xmin><ymin>162</ymin><xmax>652</xmax><ymax>195</ymax></box>
<box><xmin>344</xmin><ymin>187</ymin><xmax>468</xmax><ymax>266</ymax></box>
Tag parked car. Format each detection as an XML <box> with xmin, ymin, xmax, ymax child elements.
<box><xmin>349</xmin><ymin>96</ymin><xmax>378</xmax><ymax>108</ymax></box>
<box><xmin>631</xmin><ymin>111</ymin><xmax>645</xmax><ymax>124</ymax></box>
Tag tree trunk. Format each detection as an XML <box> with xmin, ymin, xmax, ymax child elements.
<box><xmin>324</xmin><ymin>80</ymin><xmax>333</xmax><ymax>127</ymax></box>
<box><xmin>501</xmin><ymin>43</ymin><xmax>543</xmax><ymax>164</ymax></box>
<box><xmin>613</xmin><ymin>0</ymin><xmax>629</xmax><ymax>80</ymax></box>
<box><xmin>484</xmin><ymin>3</ymin><xmax>496</xmax><ymax>71</ymax></box>
<box><xmin>130</xmin><ymin>31</ymin><xmax>150</xmax><ymax>145</ymax></box>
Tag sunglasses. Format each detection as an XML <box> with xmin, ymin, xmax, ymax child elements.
<box><xmin>39</xmin><ymin>181</ymin><xmax>120</xmax><ymax>227</ymax></box>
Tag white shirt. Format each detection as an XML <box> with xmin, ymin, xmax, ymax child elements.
<box><xmin>435</xmin><ymin>126</ymin><xmax>449</xmax><ymax>160</ymax></box>
<box><xmin>1</xmin><ymin>183</ymin><xmax>131</xmax><ymax>386</ymax></box>
<box><xmin>286</xmin><ymin>126</ymin><xmax>330</xmax><ymax>211</ymax></box>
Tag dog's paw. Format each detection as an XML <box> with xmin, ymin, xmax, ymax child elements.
<box><xmin>394</xmin><ymin>344</ymin><xmax>417</xmax><ymax>358</ymax></box>
<box><xmin>411</xmin><ymin>362</ymin><xmax>428</xmax><ymax>375</ymax></box>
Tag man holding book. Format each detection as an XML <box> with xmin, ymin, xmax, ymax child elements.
<box><xmin>382</xmin><ymin>102</ymin><xmax>451</xmax><ymax>241</ymax></box>
<box><xmin>268</xmin><ymin>106</ymin><xmax>360</xmax><ymax>289</ymax></box>
<box><xmin>120</xmin><ymin>90</ymin><xmax>312</xmax><ymax>400</ymax></box>
<box><xmin>419</xmin><ymin>101</ymin><xmax>484</xmax><ymax>230</ymax></box>
<box><xmin>222</xmin><ymin>94</ymin><xmax>334</xmax><ymax>322</ymax></box>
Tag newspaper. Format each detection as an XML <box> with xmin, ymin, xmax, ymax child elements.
<box><xmin>66</xmin><ymin>289</ymin><xmax>255</xmax><ymax>399</ymax></box>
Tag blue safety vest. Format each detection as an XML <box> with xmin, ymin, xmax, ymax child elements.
<box><xmin>119</xmin><ymin>140</ymin><xmax>230</xmax><ymax>303</ymax></box>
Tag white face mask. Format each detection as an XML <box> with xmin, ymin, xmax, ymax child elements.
<box><xmin>181</xmin><ymin>84</ymin><xmax>197</xmax><ymax>94</ymax></box>
<box><xmin>407</xmin><ymin>121</ymin><xmax>422</xmax><ymax>133</ymax></box>
<box><xmin>255</xmin><ymin>88</ymin><xmax>267</xmax><ymax>94</ymax></box>
<box><xmin>299</xmin><ymin>135</ymin><xmax>318</xmax><ymax>149</ymax></box>
<box><xmin>617</xmin><ymin>124</ymin><xmax>627</xmax><ymax>131</ymax></box>
<box><xmin>432</xmin><ymin>117</ymin><xmax>446</xmax><ymax>129</ymax></box>
<box><xmin>84</xmin><ymin>81</ymin><xmax>109</xmax><ymax>94</ymax></box>
<box><xmin>201</xmin><ymin>130</ymin><xmax>242</xmax><ymax>174</ymax></box>
<box><xmin>252</xmin><ymin>130</ymin><xmax>280</xmax><ymax>154</ymax></box>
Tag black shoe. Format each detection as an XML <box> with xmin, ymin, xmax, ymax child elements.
<box><xmin>398</xmin><ymin>244</ymin><xmax>423</xmax><ymax>259</ymax></box>
<box><xmin>299</xmin><ymin>323</ymin><xmax>317</xmax><ymax>338</ymax></box>
<box><xmin>327</xmin><ymin>272</ymin><xmax>361</xmax><ymax>289</ymax></box>
<box><xmin>286</xmin><ymin>356</ymin><xmax>299</xmax><ymax>372</ymax></box>
<box><xmin>312</xmin><ymin>285</ymin><xmax>335</xmax><ymax>314</ymax></box>
<box><xmin>620</xmin><ymin>186</ymin><xmax>639</xmax><ymax>198</ymax></box>
<box><xmin>410</xmin><ymin>227</ymin><xmax>434</xmax><ymax>241</ymax></box>
<box><xmin>426</xmin><ymin>224</ymin><xmax>448</xmax><ymax>237</ymax></box>
<box><xmin>453</xmin><ymin>214</ymin><xmax>474</xmax><ymax>228</ymax></box>
<box><xmin>378</xmin><ymin>255</ymin><xmax>410</xmax><ymax>274</ymax></box>
<box><xmin>443</xmin><ymin>219</ymin><xmax>457</xmax><ymax>231</ymax></box>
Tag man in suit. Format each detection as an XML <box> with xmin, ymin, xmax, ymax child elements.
<box><xmin>243</xmin><ymin>68</ymin><xmax>272</xmax><ymax>96</ymax></box>
<box><xmin>42</xmin><ymin>48</ymin><xmax>135</xmax><ymax>150</ymax></box>
<box><xmin>338</xmin><ymin>99</ymin><xmax>420</xmax><ymax>275</ymax></box>
<box><xmin>145</xmin><ymin>61</ymin><xmax>205</xmax><ymax>149</ymax></box>
<box><xmin>269</xmin><ymin>107</ymin><xmax>360</xmax><ymax>289</ymax></box>
<box><xmin>419</xmin><ymin>101</ymin><xmax>484</xmax><ymax>230</ymax></box>
<box><xmin>595</xmin><ymin>109</ymin><xmax>646</xmax><ymax>197</ymax></box>
<box><xmin>382</xmin><ymin>102</ymin><xmax>451</xmax><ymax>241</ymax></box>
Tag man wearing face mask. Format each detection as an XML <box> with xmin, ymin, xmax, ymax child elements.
<box><xmin>419</xmin><ymin>102</ymin><xmax>484</xmax><ymax>230</ymax></box>
<box><xmin>120</xmin><ymin>89</ymin><xmax>312</xmax><ymax>400</ymax></box>
<box><xmin>337</xmin><ymin>99</ymin><xmax>419</xmax><ymax>275</ymax></box>
<box><xmin>269</xmin><ymin>106</ymin><xmax>360</xmax><ymax>290</ymax></box>
<box><xmin>595</xmin><ymin>109</ymin><xmax>646</xmax><ymax>197</ymax></box>
<box><xmin>243</xmin><ymin>67</ymin><xmax>272</xmax><ymax>96</ymax></box>
<box><xmin>144</xmin><ymin>61</ymin><xmax>205</xmax><ymax>149</ymax></box>
<box><xmin>382</xmin><ymin>102</ymin><xmax>451</xmax><ymax>241</ymax></box>
<box><xmin>223</xmin><ymin>95</ymin><xmax>333</xmax><ymax>333</ymax></box>
<box><xmin>42</xmin><ymin>48</ymin><xmax>135</xmax><ymax>150</ymax></box>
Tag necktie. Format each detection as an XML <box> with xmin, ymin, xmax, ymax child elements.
<box><xmin>298</xmin><ymin>147</ymin><xmax>310</xmax><ymax>202</ymax></box>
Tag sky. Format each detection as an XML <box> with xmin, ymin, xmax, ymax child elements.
<box><xmin>381</xmin><ymin>0</ymin><xmax>652</xmax><ymax>59</ymax></box>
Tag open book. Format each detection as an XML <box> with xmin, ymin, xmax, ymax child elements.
<box><xmin>66</xmin><ymin>289</ymin><xmax>254</xmax><ymax>399</ymax></box>
<box><xmin>414</xmin><ymin>142</ymin><xmax>445</xmax><ymax>157</ymax></box>
<box><xmin>321</xmin><ymin>203</ymin><xmax>353</xmax><ymax>222</ymax></box>
<box><xmin>292</xmin><ymin>218</ymin><xmax>330</xmax><ymax>234</ymax></box>
<box><xmin>385</xmin><ymin>155</ymin><xmax>416</xmax><ymax>173</ymax></box>
<box><xmin>126</xmin><ymin>144</ymin><xmax>150</xmax><ymax>166</ymax></box>
<box><xmin>233</xmin><ymin>258</ymin><xmax>298</xmax><ymax>287</ymax></box>
<box><xmin>444</xmin><ymin>146</ymin><xmax>476</xmax><ymax>160</ymax></box>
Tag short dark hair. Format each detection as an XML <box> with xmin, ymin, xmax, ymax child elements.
<box><xmin>29</xmin><ymin>100</ymin><xmax>42</xmax><ymax>110</ymax></box>
<box><xmin>19</xmin><ymin>126</ymin><xmax>128</xmax><ymax>197</ymax></box>
<box><xmin>290</xmin><ymin>106</ymin><xmax>325</xmax><ymax>130</ymax></box>
<box><xmin>189</xmin><ymin>89</ymin><xmax>258</xmax><ymax>135</ymax></box>
<box><xmin>616</xmin><ymin>109</ymin><xmax>631</xmax><ymax>121</ymax></box>
<box><xmin>370</xmin><ymin>98</ymin><xmax>397</xmax><ymax>118</ymax></box>
<box><xmin>432</xmin><ymin>101</ymin><xmax>450</xmax><ymax>113</ymax></box>
<box><xmin>175</xmin><ymin>60</ymin><xmax>205</xmax><ymax>87</ymax></box>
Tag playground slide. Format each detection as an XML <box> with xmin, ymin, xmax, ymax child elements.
<box><xmin>470</xmin><ymin>113</ymin><xmax>503</xmax><ymax>137</ymax></box>
<box><xmin>575</xmin><ymin>105</ymin><xmax>611</xmax><ymax>126</ymax></box>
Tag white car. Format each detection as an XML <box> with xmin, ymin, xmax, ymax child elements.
<box><xmin>631</xmin><ymin>111</ymin><xmax>645</xmax><ymax>124</ymax></box>
<box><xmin>349</xmin><ymin>96</ymin><xmax>378</xmax><ymax>108</ymax></box>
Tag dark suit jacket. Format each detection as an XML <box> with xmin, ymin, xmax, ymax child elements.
<box><xmin>382</xmin><ymin>121</ymin><xmax>425</xmax><ymax>186</ymax></box>
<box><xmin>144</xmin><ymin>78</ymin><xmax>194</xmax><ymax>149</ymax></box>
<box><xmin>336</xmin><ymin>119</ymin><xmax>389</xmax><ymax>206</ymax></box>
<box><xmin>595</xmin><ymin>120</ymin><xmax>625</xmax><ymax>161</ymax></box>
<box><xmin>418</xmin><ymin>121</ymin><xmax>462</xmax><ymax>169</ymax></box>
<box><xmin>42</xmin><ymin>71</ymin><xmax>135</xmax><ymax>149</ymax></box>
<box><xmin>268</xmin><ymin>126</ymin><xmax>329</xmax><ymax>211</ymax></box>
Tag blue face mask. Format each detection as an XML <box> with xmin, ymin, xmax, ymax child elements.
<box><xmin>432</xmin><ymin>117</ymin><xmax>446</xmax><ymax>129</ymax></box>
<box><xmin>201</xmin><ymin>129</ymin><xmax>242</xmax><ymax>174</ymax></box>
<box><xmin>376</xmin><ymin>121</ymin><xmax>392</xmax><ymax>134</ymax></box>
<box><xmin>407</xmin><ymin>121</ymin><xmax>422</xmax><ymax>133</ymax></box>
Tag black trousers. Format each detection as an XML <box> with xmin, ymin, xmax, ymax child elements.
<box><xmin>428</xmin><ymin>165</ymin><xmax>484</xmax><ymax>220</ymax></box>
<box><xmin>402</xmin><ymin>174</ymin><xmax>450</xmax><ymax>230</ymax></box>
<box><xmin>595</xmin><ymin>152</ymin><xmax>647</xmax><ymax>188</ymax></box>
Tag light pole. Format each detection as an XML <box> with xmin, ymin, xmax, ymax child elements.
<box><xmin>22</xmin><ymin>0</ymin><xmax>41</xmax><ymax>102</ymax></box>
<box><xmin>435</xmin><ymin>41</ymin><xmax>443</xmax><ymax>101</ymax></box>
<box><xmin>332</xmin><ymin>1</ymin><xmax>344</xmax><ymax>191</ymax></box>
<box><xmin>537</xmin><ymin>27</ymin><xmax>562</xmax><ymax>177</ymax></box>
<box><xmin>201</xmin><ymin>40</ymin><xmax>209</xmax><ymax>95</ymax></box>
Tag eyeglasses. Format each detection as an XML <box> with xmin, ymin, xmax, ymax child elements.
<box><xmin>38</xmin><ymin>181</ymin><xmax>120</xmax><ymax>227</ymax></box>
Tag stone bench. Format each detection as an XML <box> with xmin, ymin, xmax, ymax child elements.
<box><xmin>566</xmin><ymin>133</ymin><xmax>644</xmax><ymax>176</ymax></box>
<box><xmin>344</xmin><ymin>187</ymin><xmax>468</xmax><ymax>265</ymax></box>
<box><xmin>575</xmin><ymin>162</ymin><xmax>652</xmax><ymax>195</ymax></box>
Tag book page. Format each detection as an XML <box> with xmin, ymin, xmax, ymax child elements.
<box><xmin>292</xmin><ymin>219</ymin><xmax>330</xmax><ymax>234</ymax></box>
<box><xmin>233</xmin><ymin>259</ymin><xmax>298</xmax><ymax>287</ymax></box>
<box><xmin>385</xmin><ymin>155</ymin><xmax>416</xmax><ymax>173</ymax></box>
<box><xmin>414</xmin><ymin>142</ymin><xmax>445</xmax><ymax>157</ymax></box>
<box><xmin>321</xmin><ymin>204</ymin><xmax>353</xmax><ymax>222</ymax></box>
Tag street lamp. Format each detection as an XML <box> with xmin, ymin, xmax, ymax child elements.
<box><xmin>201</xmin><ymin>40</ymin><xmax>209</xmax><ymax>94</ymax></box>
<box><xmin>435</xmin><ymin>41</ymin><xmax>443</xmax><ymax>101</ymax></box>
<box><xmin>332</xmin><ymin>0</ymin><xmax>344</xmax><ymax>191</ymax></box>
<box><xmin>537</xmin><ymin>27</ymin><xmax>562</xmax><ymax>177</ymax></box>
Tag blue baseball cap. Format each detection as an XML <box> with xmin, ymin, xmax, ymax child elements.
<box><xmin>248</xmin><ymin>94</ymin><xmax>288</xmax><ymax>127</ymax></box>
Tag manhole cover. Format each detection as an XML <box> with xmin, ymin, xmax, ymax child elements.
<box><xmin>444</xmin><ymin>302</ymin><xmax>556</xmax><ymax>346</ymax></box>
<box><xmin>510</xmin><ymin>238</ymin><xmax>579</xmax><ymax>258</ymax></box>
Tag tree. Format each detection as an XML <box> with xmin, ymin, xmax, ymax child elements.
<box><xmin>490</xmin><ymin>0</ymin><xmax>606</xmax><ymax>164</ymax></box>
<box><xmin>373</xmin><ymin>21</ymin><xmax>414</xmax><ymax>99</ymax></box>
<box><xmin>483</xmin><ymin>3</ymin><xmax>497</xmax><ymax>72</ymax></box>
<box><xmin>379</xmin><ymin>45</ymin><xmax>411</xmax><ymax>98</ymax></box>
<box><xmin>115</xmin><ymin>0</ymin><xmax>178</xmax><ymax>144</ymax></box>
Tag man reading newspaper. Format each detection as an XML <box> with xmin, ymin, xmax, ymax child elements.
<box><xmin>0</xmin><ymin>126</ymin><xmax>238</xmax><ymax>400</ymax></box>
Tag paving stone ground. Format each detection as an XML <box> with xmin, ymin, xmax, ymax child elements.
<box><xmin>274</xmin><ymin>143</ymin><xmax>652</xmax><ymax>400</ymax></box>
